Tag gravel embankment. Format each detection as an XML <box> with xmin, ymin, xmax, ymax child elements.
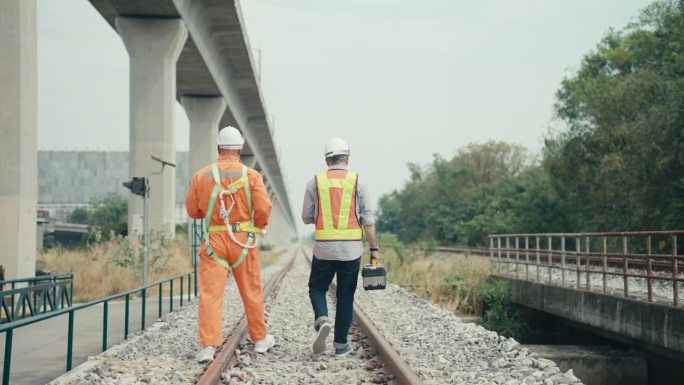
<box><xmin>493</xmin><ymin>263</ymin><xmax>684</xmax><ymax>306</ymax></box>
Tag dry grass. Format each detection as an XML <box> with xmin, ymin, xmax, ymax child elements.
<box><xmin>38</xmin><ymin>236</ymin><xmax>289</xmax><ymax>303</ymax></box>
<box><xmin>38</xmin><ymin>235</ymin><xmax>192</xmax><ymax>303</ymax></box>
<box><xmin>374</xmin><ymin>247</ymin><xmax>491</xmax><ymax>315</ymax></box>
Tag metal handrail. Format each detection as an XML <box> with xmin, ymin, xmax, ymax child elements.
<box><xmin>1</xmin><ymin>270</ymin><xmax>197</xmax><ymax>385</ymax></box>
<box><xmin>488</xmin><ymin>231</ymin><xmax>682</xmax><ymax>307</ymax></box>
<box><xmin>0</xmin><ymin>273</ymin><xmax>73</xmax><ymax>287</ymax></box>
<box><xmin>490</xmin><ymin>230</ymin><xmax>684</xmax><ymax>237</ymax></box>
<box><xmin>1</xmin><ymin>274</ymin><xmax>74</xmax><ymax>325</ymax></box>
<box><xmin>1</xmin><ymin>281</ymin><xmax>72</xmax><ymax>323</ymax></box>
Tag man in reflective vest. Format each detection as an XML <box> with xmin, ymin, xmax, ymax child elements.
<box><xmin>301</xmin><ymin>137</ymin><xmax>380</xmax><ymax>357</ymax></box>
<box><xmin>186</xmin><ymin>126</ymin><xmax>275</xmax><ymax>363</ymax></box>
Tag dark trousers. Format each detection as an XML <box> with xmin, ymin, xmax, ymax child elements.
<box><xmin>308</xmin><ymin>256</ymin><xmax>361</xmax><ymax>345</ymax></box>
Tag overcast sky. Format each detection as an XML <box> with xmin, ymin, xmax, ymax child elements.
<box><xmin>37</xmin><ymin>0</ymin><xmax>653</xmax><ymax>232</ymax></box>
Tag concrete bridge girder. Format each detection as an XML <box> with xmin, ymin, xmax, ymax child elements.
<box><xmin>170</xmin><ymin>0</ymin><xmax>297</xmax><ymax>236</ymax></box>
<box><xmin>0</xmin><ymin>0</ymin><xmax>299</xmax><ymax>280</ymax></box>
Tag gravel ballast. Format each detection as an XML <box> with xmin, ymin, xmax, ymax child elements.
<box><xmin>50</xmin><ymin>246</ymin><xmax>584</xmax><ymax>385</ymax></box>
<box><xmin>49</xmin><ymin>248</ymin><xmax>295</xmax><ymax>385</ymax></box>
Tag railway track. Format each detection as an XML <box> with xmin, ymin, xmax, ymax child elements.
<box><xmin>196</xmin><ymin>247</ymin><xmax>298</xmax><ymax>385</ymax></box>
<box><xmin>196</xmin><ymin>246</ymin><xmax>423</xmax><ymax>385</ymax></box>
<box><xmin>51</xmin><ymin>244</ymin><xmax>580</xmax><ymax>385</ymax></box>
<box><xmin>302</xmin><ymin>249</ymin><xmax>423</xmax><ymax>385</ymax></box>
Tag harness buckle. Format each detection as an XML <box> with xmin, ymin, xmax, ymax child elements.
<box><xmin>231</xmin><ymin>222</ymin><xmax>241</xmax><ymax>232</ymax></box>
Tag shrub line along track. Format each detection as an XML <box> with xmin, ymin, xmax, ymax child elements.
<box><xmin>196</xmin><ymin>248</ymin><xmax>298</xmax><ymax>385</ymax></box>
<box><xmin>302</xmin><ymin>248</ymin><xmax>423</xmax><ymax>385</ymax></box>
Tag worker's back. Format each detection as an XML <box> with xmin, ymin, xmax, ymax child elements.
<box><xmin>185</xmin><ymin>154</ymin><xmax>272</xmax><ymax>258</ymax></box>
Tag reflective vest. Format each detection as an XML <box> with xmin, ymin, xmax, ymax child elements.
<box><xmin>315</xmin><ymin>170</ymin><xmax>363</xmax><ymax>241</ymax></box>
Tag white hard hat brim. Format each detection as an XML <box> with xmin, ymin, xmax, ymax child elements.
<box><xmin>324</xmin><ymin>150</ymin><xmax>350</xmax><ymax>158</ymax></box>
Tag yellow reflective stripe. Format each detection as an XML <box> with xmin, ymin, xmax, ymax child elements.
<box><xmin>321</xmin><ymin>179</ymin><xmax>348</xmax><ymax>188</ymax></box>
<box><xmin>316</xmin><ymin>173</ymin><xmax>335</xmax><ymax>231</ymax></box>
<box><xmin>337</xmin><ymin>172</ymin><xmax>357</xmax><ymax>230</ymax></box>
<box><xmin>208</xmin><ymin>222</ymin><xmax>266</xmax><ymax>235</ymax></box>
<box><xmin>315</xmin><ymin>228</ymin><xmax>363</xmax><ymax>240</ymax></box>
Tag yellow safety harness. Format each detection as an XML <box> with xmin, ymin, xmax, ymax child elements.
<box><xmin>315</xmin><ymin>171</ymin><xmax>363</xmax><ymax>241</ymax></box>
<box><xmin>204</xmin><ymin>163</ymin><xmax>267</xmax><ymax>271</ymax></box>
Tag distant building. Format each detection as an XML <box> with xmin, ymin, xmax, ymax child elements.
<box><xmin>38</xmin><ymin>151</ymin><xmax>190</xmax><ymax>223</ymax></box>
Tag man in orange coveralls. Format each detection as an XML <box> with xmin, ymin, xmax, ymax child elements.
<box><xmin>186</xmin><ymin>126</ymin><xmax>275</xmax><ymax>363</ymax></box>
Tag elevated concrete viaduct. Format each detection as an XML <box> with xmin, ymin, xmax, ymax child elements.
<box><xmin>0</xmin><ymin>0</ymin><xmax>297</xmax><ymax>279</ymax></box>
<box><xmin>89</xmin><ymin>0</ymin><xmax>297</xmax><ymax>244</ymax></box>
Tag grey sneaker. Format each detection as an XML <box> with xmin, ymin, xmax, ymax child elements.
<box><xmin>196</xmin><ymin>346</ymin><xmax>216</xmax><ymax>363</ymax></box>
<box><xmin>334</xmin><ymin>344</ymin><xmax>352</xmax><ymax>358</ymax></box>
<box><xmin>312</xmin><ymin>321</ymin><xmax>331</xmax><ymax>354</ymax></box>
<box><xmin>254</xmin><ymin>334</ymin><xmax>276</xmax><ymax>353</ymax></box>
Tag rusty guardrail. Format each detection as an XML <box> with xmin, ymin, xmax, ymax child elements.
<box><xmin>488</xmin><ymin>231</ymin><xmax>684</xmax><ymax>307</ymax></box>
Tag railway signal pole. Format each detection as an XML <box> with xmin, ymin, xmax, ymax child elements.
<box><xmin>123</xmin><ymin>156</ymin><xmax>176</xmax><ymax>286</ymax></box>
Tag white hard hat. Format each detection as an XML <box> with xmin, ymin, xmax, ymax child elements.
<box><xmin>217</xmin><ymin>126</ymin><xmax>244</xmax><ymax>150</ymax></box>
<box><xmin>324</xmin><ymin>137</ymin><xmax>350</xmax><ymax>158</ymax></box>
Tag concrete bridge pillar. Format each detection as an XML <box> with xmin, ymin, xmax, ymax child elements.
<box><xmin>0</xmin><ymin>0</ymin><xmax>37</xmax><ymax>279</ymax></box>
<box><xmin>116</xmin><ymin>18</ymin><xmax>187</xmax><ymax>236</ymax></box>
<box><xmin>181</xmin><ymin>96</ymin><xmax>226</xmax><ymax>175</ymax></box>
<box><xmin>267</xmin><ymin>202</ymin><xmax>294</xmax><ymax>247</ymax></box>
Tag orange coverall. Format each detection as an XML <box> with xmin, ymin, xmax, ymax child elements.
<box><xmin>185</xmin><ymin>155</ymin><xmax>272</xmax><ymax>347</ymax></box>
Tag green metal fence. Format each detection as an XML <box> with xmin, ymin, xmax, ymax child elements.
<box><xmin>0</xmin><ymin>274</ymin><xmax>73</xmax><ymax>323</ymax></box>
<box><xmin>0</xmin><ymin>271</ymin><xmax>197</xmax><ymax>385</ymax></box>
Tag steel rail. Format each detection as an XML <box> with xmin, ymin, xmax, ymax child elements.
<box><xmin>303</xmin><ymin>248</ymin><xmax>423</xmax><ymax>385</ymax></box>
<box><xmin>196</xmin><ymin>247</ymin><xmax>299</xmax><ymax>385</ymax></box>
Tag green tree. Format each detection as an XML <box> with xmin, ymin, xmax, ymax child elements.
<box><xmin>550</xmin><ymin>0</ymin><xmax>684</xmax><ymax>231</ymax></box>
<box><xmin>377</xmin><ymin>141</ymin><xmax>534</xmax><ymax>246</ymax></box>
<box><xmin>377</xmin><ymin>1</ymin><xmax>684</xmax><ymax>246</ymax></box>
<box><xmin>67</xmin><ymin>207</ymin><xmax>90</xmax><ymax>224</ymax></box>
<box><xmin>88</xmin><ymin>192</ymin><xmax>128</xmax><ymax>240</ymax></box>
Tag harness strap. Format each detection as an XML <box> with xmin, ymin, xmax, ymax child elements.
<box><xmin>202</xmin><ymin>162</ymin><xmax>259</xmax><ymax>271</ymax></box>
<box><xmin>209</xmin><ymin>221</ymin><xmax>267</xmax><ymax>235</ymax></box>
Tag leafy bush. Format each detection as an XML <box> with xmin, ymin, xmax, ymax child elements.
<box><xmin>104</xmin><ymin>229</ymin><xmax>175</xmax><ymax>276</ymax></box>
<box><xmin>68</xmin><ymin>192</ymin><xmax>128</xmax><ymax>244</ymax></box>
<box><xmin>88</xmin><ymin>193</ymin><xmax>128</xmax><ymax>240</ymax></box>
<box><xmin>67</xmin><ymin>207</ymin><xmax>90</xmax><ymax>224</ymax></box>
<box><xmin>477</xmin><ymin>279</ymin><xmax>527</xmax><ymax>339</ymax></box>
